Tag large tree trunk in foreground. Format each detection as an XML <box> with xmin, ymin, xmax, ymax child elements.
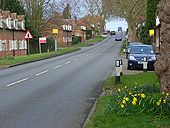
<box><xmin>128</xmin><ymin>25</ymin><xmax>138</xmax><ymax>42</ymax></box>
<box><xmin>155</xmin><ymin>0</ymin><xmax>170</xmax><ymax>93</ymax></box>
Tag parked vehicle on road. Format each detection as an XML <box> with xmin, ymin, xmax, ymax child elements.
<box><xmin>126</xmin><ymin>42</ymin><xmax>143</xmax><ymax>58</ymax></box>
<box><xmin>127</xmin><ymin>45</ymin><xmax>156</xmax><ymax>70</ymax></box>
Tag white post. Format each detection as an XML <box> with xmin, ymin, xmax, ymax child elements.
<box><xmin>39</xmin><ymin>42</ymin><xmax>41</xmax><ymax>54</ymax></box>
<box><xmin>55</xmin><ymin>36</ymin><xmax>58</xmax><ymax>51</ymax></box>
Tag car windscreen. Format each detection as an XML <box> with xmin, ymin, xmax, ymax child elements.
<box><xmin>130</xmin><ymin>46</ymin><xmax>154</xmax><ymax>54</ymax></box>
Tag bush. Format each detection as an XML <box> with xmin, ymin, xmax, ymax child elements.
<box><xmin>72</xmin><ymin>36</ymin><xmax>82</xmax><ymax>44</ymax></box>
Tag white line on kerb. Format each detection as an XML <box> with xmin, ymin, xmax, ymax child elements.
<box><xmin>35</xmin><ymin>70</ymin><xmax>49</xmax><ymax>76</ymax></box>
<box><xmin>6</xmin><ymin>78</ymin><xmax>29</xmax><ymax>87</ymax></box>
<box><xmin>65</xmin><ymin>61</ymin><xmax>71</xmax><ymax>64</ymax></box>
<box><xmin>53</xmin><ymin>65</ymin><xmax>62</xmax><ymax>69</ymax></box>
<box><xmin>73</xmin><ymin>58</ymin><xmax>79</xmax><ymax>61</ymax></box>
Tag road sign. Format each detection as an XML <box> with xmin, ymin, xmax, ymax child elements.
<box><xmin>39</xmin><ymin>37</ymin><xmax>46</xmax><ymax>44</ymax></box>
<box><xmin>52</xmin><ymin>29</ymin><xmax>58</xmax><ymax>34</ymax></box>
<box><xmin>149</xmin><ymin>29</ymin><xmax>154</xmax><ymax>36</ymax></box>
<box><xmin>24</xmin><ymin>31</ymin><xmax>33</xmax><ymax>39</ymax></box>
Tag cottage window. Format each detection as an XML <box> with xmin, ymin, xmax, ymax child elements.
<box><xmin>0</xmin><ymin>16</ymin><xmax>2</xmax><ymax>28</ymax></box>
<box><xmin>0</xmin><ymin>40</ymin><xmax>2</xmax><ymax>51</ymax></box>
<box><xmin>6</xmin><ymin>18</ymin><xmax>11</xmax><ymax>29</ymax></box>
<box><xmin>19</xmin><ymin>40</ymin><xmax>25</xmax><ymax>49</ymax></box>
<box><xmin>22</xmin><ymin>20</ymin><xmax>25</xmax><ymax>30</ymax></box>
<box><xmin>1</xmin><ymin>40</ymin><xmax>7</xmax><ymax>51</ymax></box>
<box><xmin>14</xmin><ymin>19</ymin><xmax>18</xmax><ymax>29</ymax></box>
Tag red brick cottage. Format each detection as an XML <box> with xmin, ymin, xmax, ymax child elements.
<box><xmin>0</xmin><ymin>10</ymin><xmax>27</xmax><ymax>58</ymax></box>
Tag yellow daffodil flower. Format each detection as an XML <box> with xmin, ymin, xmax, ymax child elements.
<box><xmin>156</xmin><ymin>101</ymin><xmax>161</xmax><ymax>106</ymax></box>
<box><xmin>125</xmin><ymin>97</ymin><xmax>129</xmax><ymax>101</ymax></box>
<box><xmin>122</xmin><ymin>100</ymin><xmax>126</xmax><ymax>104</ymax></box>
<box><xmin>125</xmin><ymin>86</ymin><xmax>127</xmax><ymax>89</ymax></box>
<box><xmin>138</xmin><ymin>94</ymin><xmax>141</xmax><ymax>96</ymax></box>
<box><xmin>141</xmin><ymin>93</ymin><xmax>146</xmax><ymax>98</ymax></box>
<box><xmin>163</xmin><ymin>99</ymin><xmax>166</xmax><ymax>104</ymax></box>
<box><xmin>129</xmin><ymin>92</ymin><xmax>132</xmax><ymax>95</ymax></box>
<box><xmin>118</xmin><ymin>88</ymin><xmax>121</xmax><ymax>92</ymax></box>
<box><xmin>166</xmin><ymin>93</ymin><xmax>169</xmax><ymax>96</ymax></box>
<box><xmin>133</xmin><ymin>97</ymin><xmax>137</xmax><ymax>102</ymax></box>
<box><xmin>132</xmin><ymin>101</ymin><xmax>137</xmax><ymax>105</ymax></box>
<box><xmin>120</xmin><ymin>104</ymin><xmax>125</xmax><ymax>108</ymax></box>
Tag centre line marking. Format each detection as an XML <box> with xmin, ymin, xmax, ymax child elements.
<box><xmin>6</xmin><ymin>78</ymin><xmax>28</xmax><ymax>87</ymax></box>
<box><xmin>53</xmin><ymin>65</ymin><xmax>62</xmax><ymax>69</ymax></box>
<box><xmin>73</xmin><ymin>58</ymin><xmax>79</xmax><ymax>61</ymax></box>
<box><xmin>65</xmin><ymin>61</ymin><xmax>71</xmax><ymax>64</ymax></box>
<box><xmin>35</xmin><ymin>70</ymin><xmax>49</xmax><ymax>76</ymax></box>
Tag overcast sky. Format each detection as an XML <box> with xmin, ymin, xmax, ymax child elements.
<box><xmin>106</xmin><ymin>19</ymin><xmax>128</xmax><ymax>31</ymax></box>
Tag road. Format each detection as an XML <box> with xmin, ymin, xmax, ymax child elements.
<box><xmin>0</xmin><ymin>36</ymin><xmax>122</xmax><ymax>128</ymax></box>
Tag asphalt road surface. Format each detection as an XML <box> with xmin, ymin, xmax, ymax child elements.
<box><xmin>0</xmin><ymin>36</ymin><xmax>123</xmax><ymax>128</ymax></box>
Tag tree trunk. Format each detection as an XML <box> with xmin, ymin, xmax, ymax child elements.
<box><xmin>128</xmin><ymin>24</ymin><xmax>138</xmax><ymax>42</ymax></box>
<box><xmin>155</xmin><ymin>0</ymin><xmax>170</xmax><ymax>93</ymax></box>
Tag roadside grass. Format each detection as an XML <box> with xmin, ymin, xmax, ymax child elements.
<box><xmin>85</xmin><ymin>72</ymin><xmax>170</xmax><ymax>128</ymax></box>
<box><xmin>74</xmin><ymin>36</ymin><xmax>106</xmax><ymax>47</ymax></box>
<box><xmin>0</xmin><ymin>47</ymin><xmax>80</xmax><ymax>66</ymax></box>
<box><xmin>104</xmin><ymin>72</ymin><xmax>159</xmax><ymax>90</ymax></box>
<box><xmin>86</xmin><ymin>36</ymin><xmax>105</xmax><ymax>43</ymax></box>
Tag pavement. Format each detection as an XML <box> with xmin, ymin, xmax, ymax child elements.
<box><xmin>0</xmin><ymin>36</ymin><xmax>123</xmax><ymax>128</ymax></box>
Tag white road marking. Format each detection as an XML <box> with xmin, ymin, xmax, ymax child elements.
<box><xmin>6</xmin><ymin>78</ymin><xmax>29</xmax><ymax>87</ymax></box>
<box><xmin>65</xmin><ymin>61</ymin><xmax>72</xmax><ymax>64</ymax></box>
<box><xmin>73</xmin><ymin>58</ymin><xmax>79</xmax><ymax>61</ymax></box>
<box><xmin>35</xmin><ymin>70</ymin><xmax>49</xmax><ymax>76</ymax></box>
<box><xmin>53</xmin><ymin>65</ymin><xmax>62</xmax><ymax>69</ymax></box>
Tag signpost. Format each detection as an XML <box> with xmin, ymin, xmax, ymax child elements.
<box><xmin>52</xmin><ymin>29</ymin><xmax>58</xmax><ymax>51</ymax></box>
<box><xmin>39</xmin><ymin>37</ymin><xmax>47</xmax><ymax>53</ymax></box>
<box><xmin>24</xmin><ymin>31</ymin><xmax>33</xmax><ymax>55</ymax></box>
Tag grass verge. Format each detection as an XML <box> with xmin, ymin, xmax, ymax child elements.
<box><xmin>74</xmin><ymin>36</ymin><xmax>106</xmax><ymax>47</ymax></box>
<box><xmin>85</xmin><ymin>72</ymin><xmax>170</xmax><ymax>128</ymax></box>
<box><xmin>0</xmin><ymin>47</ymin><xmax>80</xmax><ymax>66</ymax></box>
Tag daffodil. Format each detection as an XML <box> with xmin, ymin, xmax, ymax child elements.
<box><xmin>132</xmin><ymin>100</ymin><xmax>137</xmax><ymax>105</ymax></box>
<box><xmin>122</xmin><ymin>100</ymin><xmax>126</xmax><ymax>104</ymax></box>
<box><xmin>134</xmin><ymin>94</ymin><xmax>137</xmax><ymax>96</ymax></box>
<box><xmin>124</xmin><ymin>97</ymin><xmax>129</xmax><ymax>101</ymax></box>
<box><xmin>141</xmin><ymin>93</ymin><xmax>146</xmax><ymax>98</ymax></box>
<box><xmin>133</xmin><ymin>97</ymin><xmax>137</xmax><ymax>102</ymax></box>
<box><xmin>120</xmin><ymin>104</ymin><xmax>125</xmax><ymax>108</ymax></box>
<box><xmin>163</xmin><ymin>99</ymin><xmax>166</xmax><ymax>104</ymax></box>
<box><xmin>156</xmin><ymin>101</ymin><xmax>161</xmax><ymax>106</ymax></box>
<box><xmin>138</xmin><ymin>94</ymin><xmax>141</xmax><ymax>96</ymax></box>
<box><xmin>162</xmin><ymin>91</ymin><xmax>165</xmax><ymax>95</ymax></box>
<box><xmin>129</xmin><ymin>92</ymin><xmax>132</xmax><ymax>95</ymax></box>
<box><xmin>118</xmin><ymin>88</ymin><xmax>121</xmax><ymax>92</ymax></box>
<box><xmin>166</xmin><ymin>93</ymin><xmax>169</xmax><ymax>96</ymax></box>
<box><xmin>125</xmin><ymin>86</ymin><xmax>127</xmax><ymax>89</ymax></box>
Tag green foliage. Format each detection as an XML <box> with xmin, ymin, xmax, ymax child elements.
<box><xmin>0</xmin><ymin>0</ymin><xmax>25</xmax><ymax>15</ymax></box>
<box><xmin>72</xmin><ymin>36</ymin><xmax>82</xmax><ymax>45</ymax></box>
<box><xmin>86</xmin><ymin>30</ymin><xmax>92</xmax><ymax>40</ymax></box>
<box><xmin>140</xmin><ymin>0</ymin><xmax>160</xmax><ymax>44</ymax></box>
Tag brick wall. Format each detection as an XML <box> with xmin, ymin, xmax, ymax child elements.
<box><xmin>0</xmin><ymin>29</ymin><xmax>27</xmax><ymax>58</ymax></box>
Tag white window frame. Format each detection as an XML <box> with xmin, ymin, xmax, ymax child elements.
<box><xmin>6</xmin><ymin>18</ymin><xmax>11</xmax><ymax>29</ymax></box>
<box><xmin>0</xmin><ymin>40</ymin><xmax>2</xmax><ymax>51</ymax></box>
<box><xmin>22</xmin><ymin>20</ymin><xmax>25</xmax><ymax>30</ymax></box>
<box><xmin>0</xmin><ymin>16</ymin><xmax>2</xmax><ymax>28</ymax></box>
<box><xmin>14</xmin><ymin>19</ymin><xmax>18</xmax><ymax>30</ymax></box>
<box><xmin>1</xmin><ymin>40</ymin><xmax>7</xmax><ymax>51</ymax></box>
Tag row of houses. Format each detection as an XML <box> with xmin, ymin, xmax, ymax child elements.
<box><xmin>41</xmin><ymin>12</ymin><xmax>104</xmax><ymax>47</ymax></box>
<box><xmin>0</xmin><ymin>10</ymin><xmax>105</xmax><ymax>58</ymax></box>
<box><xmin>0</xmin><ymin>10</ymin><xmax>26</xmax><ymax>58</ymax></box>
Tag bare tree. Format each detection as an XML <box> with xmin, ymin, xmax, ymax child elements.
<box><xmin>103</xmin><ymin>0</ymin><xmax>147</xmax><ymax>41</ymax></box>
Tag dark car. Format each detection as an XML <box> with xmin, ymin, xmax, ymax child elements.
<box><xmin>127</xmin><ymin>45</ymin><xmax>156</xmax><ymax>70</ymax></box>
<box><xmin>126</xmin><ymin>42</ymin><xmax>143</xmax><ymax>58</ymax></box>
<box><xmin>110</xmin><ymin>31</ymin><xmax>116</xmax><ymax>35</ymax></box>
<box><xmin>115</xmin><ymin>35</ymin><xmax>122</xmax><ymax>41</ymax></box>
